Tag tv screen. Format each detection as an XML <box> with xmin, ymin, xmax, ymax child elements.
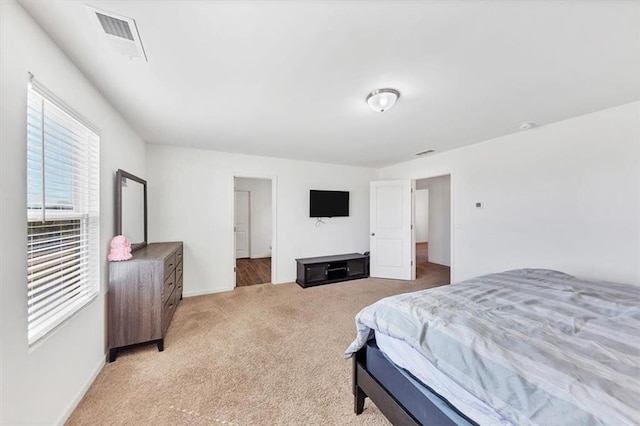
<box><xmin>310</xmin><ymin>190</ymin><xmax>349</xmax><ymax>217</ymax></box>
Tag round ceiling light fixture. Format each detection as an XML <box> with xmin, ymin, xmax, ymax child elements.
<box><xmin>367</xmin><ymin>88</ymin><xmax>400</xmax><ymax>112</ymax></box>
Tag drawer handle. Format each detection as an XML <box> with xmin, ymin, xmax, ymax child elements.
<box><xmin>168</xmin><ymin>281</ymin><xmax>174</xmax><ymax>287</ymax></box>
<box><xmin>168</xmin><ymin>263</ymin><xmax>174</xmax><ymax>268</ymax></box>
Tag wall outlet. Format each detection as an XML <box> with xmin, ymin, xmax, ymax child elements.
<box><xmin>475</xmin><ymin>201</ymin><xmax>484</xmax><ymax>209</ymax></box>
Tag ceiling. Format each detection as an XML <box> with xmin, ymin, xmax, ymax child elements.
<box><xmin>19</xmin><ymin>1</ymin><xmax>640</xmax><ymax>168</ymax></box>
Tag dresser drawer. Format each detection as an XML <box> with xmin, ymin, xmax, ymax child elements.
<box><xmin>176</xmin><ymin>276</ymin><xmax>182</xmax><ymax>302</ymax></box>
<box><xmin>163</xmin><ymin>271</ymin><xmax>176</xmax><ymax>303</ymax></box>
<box><xmin>175</xmin><ymin>260</ymin><xmax>183</xmax><ymax>281</ymax></box>
<box><xmin>176</xmin><ymin>274</ymin><xmax>183</xmax><ymax>301</ymax></box>
<box><xmin>162</xmin><ymin>287</ymin><xmax>177</xmax><ymax>333</ymax></box>
<box><xmin>164</xmin><ymin>252</ymin><xmax>177</xmax><ymax>279</ymax></box>
<box><xmin>175</xmin><ymin>245</ymin><xmax>183</xmax><ymax>265</ymax></box>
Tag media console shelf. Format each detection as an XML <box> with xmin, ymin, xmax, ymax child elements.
<box><xmin>296</xmin><ymin>253</ymin><xmax>369</xmax><ymax>288</ymax></box>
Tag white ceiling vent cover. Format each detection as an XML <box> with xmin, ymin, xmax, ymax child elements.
<box><xmin>86</xmin><ymin>6</ymin><xmax>148</xmax><ymax>61</ymax></box>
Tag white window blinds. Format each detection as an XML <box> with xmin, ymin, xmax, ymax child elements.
<box><xmin>27</xmin><ymin>80</ymin><xmax>100</xmax><ymax>345</ymax></box>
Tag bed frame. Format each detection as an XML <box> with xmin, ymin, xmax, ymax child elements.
<box><xmin>353</xmin><ymin>344</ymin><xmax>420</xmax><ymax>425</ymax></box>
<box><xmin>353</xmin><ymin>342</ymin><xmax>474</xmax><ymax>426</ymax></box>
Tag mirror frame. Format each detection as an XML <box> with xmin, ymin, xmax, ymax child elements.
<box><xmin>115</xmin><ymin>169</ymin><xmax>148</xmax><ymax>252</ymax></box>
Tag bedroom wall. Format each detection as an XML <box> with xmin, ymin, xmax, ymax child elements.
<box><xmin>235</xmin><ymin>177</ymin><xmax>273</xmax><ymax>258</ymax></box>
<box><xmin>0</xmin><ymin>1</ymin><xmax>147</xmax><ymax>424</ymax></box>
<box><xmin>415</xmin><ymin>189</ymin><xmax>429</xmax><ymax>243</ymax></box>
<box><xmin>146</xmin><ymin>145</ymin><xmax>375</xmax><ymax>295</ymax></box>
<box><xmin>379</xmin><ymin>102</ymin><xmax>640</xmax><ymax>285</ymax></box>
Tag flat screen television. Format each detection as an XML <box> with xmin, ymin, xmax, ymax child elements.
<box><xmin>309</xmin><ymin>190</ymin><xmax>349</xmax><ymax>217</ymax></box>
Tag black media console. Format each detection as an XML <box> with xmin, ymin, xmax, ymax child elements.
<box><xmin>295</xmin><ymin>253</ymin><xmax>369</xmax><ymax>288</ymax></box>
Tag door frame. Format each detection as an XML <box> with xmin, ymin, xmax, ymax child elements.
<box><xmin>232</xmin><ymin>174</ymin><xmax>278</xmax><ymax>287</ymax></box>
<box><xmin>412</xmin><ymin>172</ymin><xmax>455</xmax><ymax>283</ymax></box>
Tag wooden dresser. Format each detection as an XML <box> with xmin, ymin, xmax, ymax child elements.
<box><xmin>108</xmin><ymin>241</ymin><xmax>183</xmax><ymax>362</ymax></box>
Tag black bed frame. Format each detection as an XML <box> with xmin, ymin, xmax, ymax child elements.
<box><xmin>353</xmin><ymin>343</ymin><xmax>475</xmax><ymax>426</ymax></box>
<box><xmin>353</xmin><ymin>345</ymin><xmax>421</xmax><ymax>425</ymax></box>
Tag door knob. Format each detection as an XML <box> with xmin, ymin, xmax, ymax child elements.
<box><xmin>371</xmin><ymin>233</ymin><xmax>375</xmax><ymax>236</ymax></box>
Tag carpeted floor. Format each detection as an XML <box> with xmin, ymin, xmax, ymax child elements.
<box><xmin>67</xmin><ymin>267</ymin><xmax>450</xmax><ymax>425</ymax></box>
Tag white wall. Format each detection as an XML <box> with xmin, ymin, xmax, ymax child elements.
<box><xmin>417</xmin><ymin>176</ymin><xmax>451</xmax><ymax>266</ymax></box>
<box><xmin>0</xmin><ymin>1</ymin><xmax>147</xmax><ymax>424</ymax></box>
<box><xmin>415</xmin><ymin>189</ymin><xmax>429</xmax><ymax>243</ymax></box>
<box><xmin>380</xmin><ymin>102</ymin><xmax>640</xmax><ymax>286</ymax></box>
<box><xmin>235</xmin><ymin>177</ymin><xmax>272</xmax><ymax>258</ymax></box>
<box><xmin>146</xmin><ymin>145</ymin><xmax>375</xmax><ymax>296</ymax></box>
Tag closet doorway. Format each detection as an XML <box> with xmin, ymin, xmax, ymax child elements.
<box><xmin>233</xmin><ymin>176</ymin><xmax>275</xmax><ymax>287</ymax></box>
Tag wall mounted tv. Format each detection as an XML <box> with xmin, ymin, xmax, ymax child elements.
<box><xmin>310</xmin><ymin>190</ymin><xmax>349</xmax><ymax>217</ymax></box>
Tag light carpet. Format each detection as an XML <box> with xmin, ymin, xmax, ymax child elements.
<box><xmin>67</xmin><ymin>269</ymin><xmax>449</xmax><ymax>425</ymax></box>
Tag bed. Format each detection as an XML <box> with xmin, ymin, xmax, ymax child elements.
<box><xmin>345</xmin><ymin>269</ymin><xmax>640</xmax><ymax>426</ymax></box>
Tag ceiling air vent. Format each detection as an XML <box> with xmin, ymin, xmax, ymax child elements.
<box><xmin>86</xmin><ymin>6</ymin><xmax>148</xmax><ymax>61</ymax></box>
<box><xmin>96</xmin><ymin>13</ymin><xmax>134</xmax><ymax>40</ymax></box>
<box><xmin>415</xmin><ymin>150</ymin><xmax>435</xmax><ymax>156</ymax></box>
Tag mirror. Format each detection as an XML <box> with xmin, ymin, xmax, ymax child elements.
<box><xmin>115</xmin><ymin>169</ymin><xmax>147</xmax><ymax>251</ymax></box>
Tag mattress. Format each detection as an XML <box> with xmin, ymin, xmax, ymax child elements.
<box><xmin>365</xmin><ymin>339</ymin><xmax>475</xmax><ymax>426</ymax></box>
<box><xmin>375</xmin><ymin>331</ymin><xmax>510</xmax><ymax>426</ymax></box>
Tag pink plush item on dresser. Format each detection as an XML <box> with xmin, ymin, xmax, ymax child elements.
<box><xmin>108</xmin><ymin>235</ymin><xmax>133</xmax><ymax>261</ymax></box>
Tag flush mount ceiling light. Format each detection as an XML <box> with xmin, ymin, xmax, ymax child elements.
<box><xmin>366</xmin><ymin>89</ymin><xmax>400</xmax><ymax>112</ymax></box>
<box><xmin>518</xmin><ymin>122</ymin><xmax>536</xmax><ymax>130</ymax></box>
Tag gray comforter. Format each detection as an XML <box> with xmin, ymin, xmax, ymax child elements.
<box><xmin>345</xmin><ymin>269</ymin><xmax>640</xmax><ymax>426</ymax></box>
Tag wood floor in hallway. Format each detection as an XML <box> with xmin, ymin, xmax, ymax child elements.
<box><xmin>236</xmin><ymin>257</ymin><xmax>271</xmax><ymax>286</ymax></box>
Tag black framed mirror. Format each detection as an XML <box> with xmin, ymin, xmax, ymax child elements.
<box><xmin>115</xmin><ymin>169</ymin><xmax>147</xmax><ymax>252</ymax></box>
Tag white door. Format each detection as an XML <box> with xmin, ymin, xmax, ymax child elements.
<box><xmin>370</xmin><ymin>180</ymin><xmax>414</xmax><ymax>280</ymax></box>
<box><xmin>235</xmin><ymin>190</ymin><xmax>250</xmax><ymax>259</ymax></box>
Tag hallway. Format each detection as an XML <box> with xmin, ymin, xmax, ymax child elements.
<box><xmin>236</xmin><ymin>257</ymin><xmax>271</xmax><ymax>287</ymax></box>
<box><xmin>416</xmin><ymin>242</ymin><xmax>450</xmax><ymax>281</ymax></box>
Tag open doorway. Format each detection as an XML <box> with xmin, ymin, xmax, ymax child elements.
<box><xmin>234</xmin><ymin>177</ymin><xmax>274</xmax><ymax>287</ymax></box>
<box><xmin>414</xmin><ymin>175</ymin><xmax>451</xmax><ymax>282</ymax></box>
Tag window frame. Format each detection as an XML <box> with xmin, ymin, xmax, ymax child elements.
<box><xmin>26</xmin><ymin>77</ymin><xmax>100</xmax><ymax>345</ymax></box>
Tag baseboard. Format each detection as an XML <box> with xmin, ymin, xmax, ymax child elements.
<box><xmin>56</xmin><ymin>356</ymin><xmax>105</xmax><ymax>426</ymax></box>
<box><xmin>429</xmin><ymin>261</ymin><xmax>451</xmax><ymax>267</ymax></box>
<box><xmin>250</xmin><ymin>253</ymin><xmax>271</xmax><ymax>259</ymax></box>
<box><xmin>183</xmin><ymin>286</ymin><xmax>234</xmax><ymax>298</ymax></box>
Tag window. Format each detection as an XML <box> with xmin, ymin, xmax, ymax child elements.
<box><xmin>26</xmin><ymin>79</ymin><xmax>100</xmax><ymax>344</ymax></box>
